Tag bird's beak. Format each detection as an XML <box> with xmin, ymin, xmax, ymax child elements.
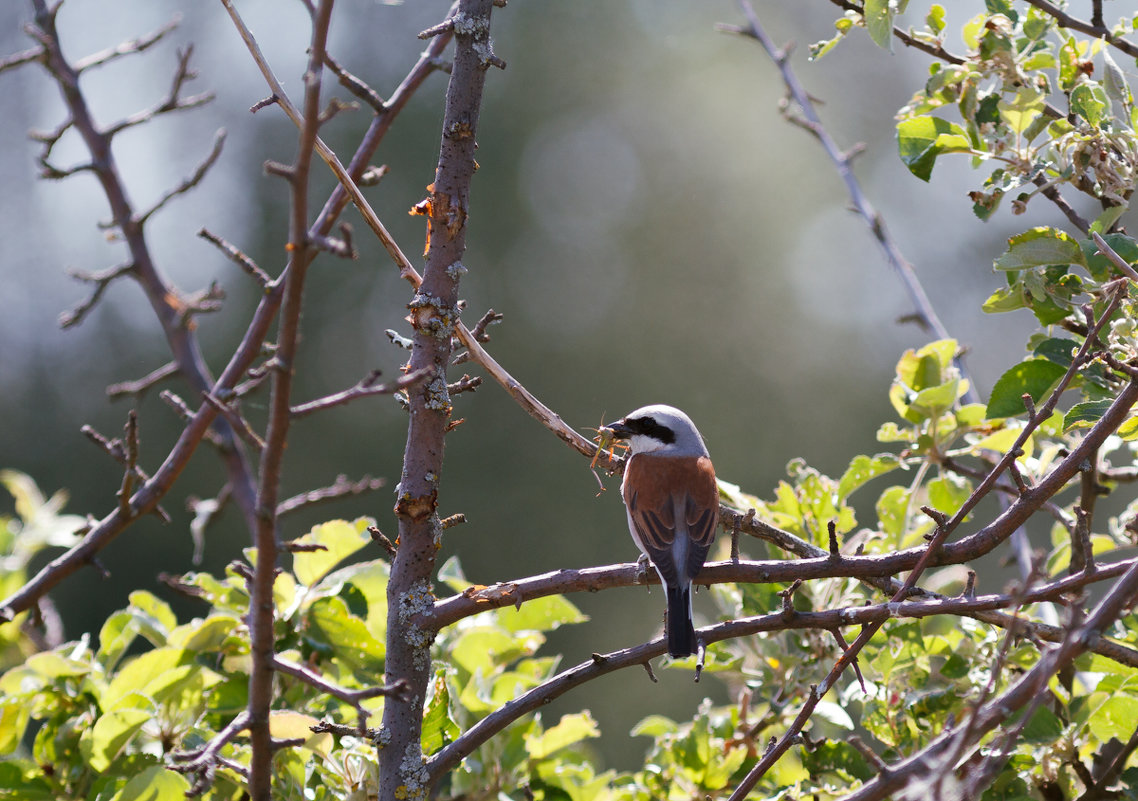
<box><xmin>603</xmin><ymin>419</ymin><xmax>632</xmax><ymax>440</ymax></box>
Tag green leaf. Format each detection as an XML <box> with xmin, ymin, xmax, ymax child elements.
<box><xmin>1071</xmin><ymin>83</ymin><xmax>1109</xmax><ymax>128</ymax></box>
<box><xmin>994</xmin><ymin>227</ymin><xmax>1086</xmax><ymax>270</ymax></box>
<box><xmin>897</xmin><ymin>116</ymin><xmax>971</xmax><ymax>181</ymax></box>
<box><xmin>0</xmin><ymin>700</ymin><xmax>29</xmax><ymax>755</ymax></box>
<box><xmin>437</xmin><ymin>555</ymin><xmax>471</xmax><ymax>592</ymax></box>
<box><xmin>1102</xmin><ymin>48</ymin><xmax>1132</xmax><ymax>117</ymax></box>
<box><xmin>837</xmin><ymin>454</ymin><xmax>901</xmax><ymax>501</ymax></box>
<box><xmin>909</xmin><ymin>378</ymin><xmax>964</xmax><ymax>420</ymax></box>
<box><xmin>1033</xmin><ymin>337</ymin><xmax>1078</xmax><ymax>367</ymax></box>
<box><xmin>877</xmin><ymin>421</ymin><xmax>919</xmax><ymax>443</ymax></box>
<box><xmin>1117</xmin><ymin>415</ymin><xmax>1138</xmax><ymax>440</ymax></box>
<box><xmin>303</xmin><ymin>596</ymin><xmax>386</xmax><ymax>671</ymax></box>
<box><xmin>84</xmin><ymin>698</ymin><xmax>154</xmax><ymax>772</ymax></box>
<box><xmin>982</xmin><ymin>283</ymin><xmax>1027</xmax><ymax>313</ymax></box>
<box><xmin>1020</xmin><ymin>706</ymin><xmax>1063</xmax><ymax>744</ymax></box>
<box><xmin>451</xmin><ymin>627</ymin><xmax>539</xmax><ymax>677</ymax></box>
<box><xmin>1088</xmin><ymin>695</ymin><xmax>1138</xmax><ymax>741</ymax></box>
<box><xmin>1091</xmin><ymin>205</ymin><xmax>1127</xmax><ymax>235</ymax></box>
<box><xmin>1086</xmin><ymin>233</ymin><xmax>1138</xmax><ymax>281</ymax></box>
<box><xmin>631</xmin><ymin>715</ymin><xmax>679</xmax><ymax>737</ymax></box>
<box><xmin>127</xmin><ymin>591</ymin><xmax>176</xmax><ymax>638</ymax></box>
<box><xmin>863</xmin><ymin>0</ymin><xmax>894</xmax><ymax>51</ymax></box>
<box><xmin>104</xmin><ymin>647</ymin><xmax>190</xmax><ymax>709</ymax></box>
<box><xmin>926</xmin><ymin>4</ymin><xmax>945</xmax><ymax>34</ymax></box>
<box><xmin>292</xmin><ymin>518</ymin><xmax>374</xmax><ymax>587</ymax></box>
<box><xmin>25</xmin><ymin>651</ymin><xmax>91</xmax><ymax>678</ymax></box>
<box><xmin>524</xmin><ymin>712</ymin><xmax>600</xmax><ymax>760</ymax></box>
<box><xmin>107</xmin><ymin>765</ymin><xmax>190</xmax><ymax>801</ymax></box>
<box><xmin>1064</xmin><ymin>399</ymin><xmax>1115</xmax><ymax>431</ymax></box>
<box><xmin>1058</xmin><ymin>37</ymin><xmax>1081</xmax><ymax>92</ymax></box>
<box><xmin>809</xmin><ymin>18</ymin><xmax>853</xmax><ymax>61</ymax></box>
<box><xmin>422</xmin><ymin>669</ymin><xmax>460</xmax><ymax>755</ymax></box>
<box><xmin>927</xmin><ymin>474</ymin><xmax>972</xmax><ymax>518</ymax></box>
<box><xmin>876</xmin><ymin>486</ymin><xmax>911</xmax><ymax>540</ymax></box>
<box><xmin>986</xmin><ymin>360</ymin><xmax>1067</xmax><ymax>418</ymax></box>
<box><xmin>998</xmin><ymin>87</ymin><xmax>1045</xmax><ymax>135</ymax></box>
<box><xmin>495</xmin><ymin>594</ymin><xmax>587</xmax><ymax>634</ymax></box>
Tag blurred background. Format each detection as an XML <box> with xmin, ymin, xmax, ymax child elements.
<box><xmin>0</xmin><ymin>0</ymin><xmax>1111</xmax><ymax>770</ymax></box>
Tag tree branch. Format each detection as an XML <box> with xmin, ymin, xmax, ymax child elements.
<box><xmin>381</xmin><ymin>2</ymin><xmax>497</xmax><ymax>798</ymax></box>
<box><xmin>289</xmin><ymin>366</ymin><xmax>433</xmax><ymax>418</ymax></box>
<box><xmin>1</xmin><ymin>0</ymin><xmax>456</xmax><ymax>624</ymax></box>
<box><xmin>243</xmin><ymin>1</ymin><xmax>336</xmax><ymax>796</ymax></box>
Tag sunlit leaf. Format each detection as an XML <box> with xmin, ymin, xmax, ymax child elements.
<box><xmin>107</xmin><ymin>765</ymin><xmax>190</xmax><ymax>801</ymax></box>
<box><xmin>422</xmin><ymin>669</ymin><xmax>460</xmax><ymax>754</ymax></box>
<box><xmin>496</xmin><ymin>594</ymin><xmax>587</xmax><ymax>634</ymax></box>
<box><xmin>292</xmin><ymin>518</ymin><xmax>375</xmax><ymax>587</ymax></box>
<box><xmin>1071</xmin><ymin>83</ymin><xmax>1109</xmax><ymax>128</ymax></box>
<box><xmin>986</xmin><ymin>360</ymin><xmax>1066</xmax><ymax>418</ymax></box>
<box><xmin>524</xmin><ymin>712</ymin><xmax>600</xmax><ymax>760</ymax></box>
<box><xmin>862</xmin><ymin>0</ymin><xmax>894</xmax><ymax>51</ymax></box>
<box><xmin>1064</xmin><ymin>399</ymin><xmax>1115</xmax><ymax>431</ymax></box>
<box><xmin>897</xmin><ymin>116</ymin><xmax>972</xmax><ymax>181</ymax></box>
<box><xmin>83</xmin><ymin>698</ymin><xmax>154</xmax><ymax>772</ymax></box>
<box><xmin>994</xmin><ymin>227</ymin><xmax>1086</xmax><ymax>271</ymax></box>
<box><xmin>837</xmin><ymin>454</ymin><xmax>901</xmax><ymax>501</ymax></box>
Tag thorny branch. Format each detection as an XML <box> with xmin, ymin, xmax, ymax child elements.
<box><xmin>0</xmin><ymin>0</ymin><xmax>455</xmax><ymax>644</ymax></box>
<box><xmin>20</xmin><ymin>0</ymin><xmax>260</xmax><ymax>534</ymax></box>
<box><xmin>243</xmin><ymin>1</ymin><xmax>336</xmax><ymax>796</ymax></box>
<box><xmin>289</xmin><ymin>366</ymin><xmax>433</xmax><ymax>418</ymax></box>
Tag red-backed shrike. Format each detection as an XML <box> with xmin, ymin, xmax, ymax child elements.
<box><xmin>604</xmin><ymin>405</ymin><xmax>718</xmax><ymax>658</ymax></box>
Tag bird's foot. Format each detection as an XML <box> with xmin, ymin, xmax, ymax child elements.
<box><xmin>635</xmin><ymin>553</ymin><xmax>651</xmax><ymax>587</ymax></box>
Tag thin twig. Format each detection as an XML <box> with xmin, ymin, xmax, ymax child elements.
<box><xmin>170</xmin><ymin>710</ymin><xmax>252</xmax><ymax>797</ymax></box>
<box><xmin>276</xmin><ymin>474</ymin><xmax>387</xmax><ymax>517</ymax></box>
<box><xmin>1023</xmin><ymin>0</ymin><xmax>1138</xmax><ymax>59</ymax></box>
<box><xmin>197</xmin><ymin>227</ymin><xmax>271</xmax><ymax>288</ymax></box>
<box><xmin>106</xmin><ymin>361</ymin><xmax>180</xmax><ymax>399</ymax></box>
<box><xmin>73</xmin><ymin>17</ymin><xmax>181</xmax><ymax>72</ymax></box>
<box><xmin>242</xmin><ymin>0</ymin><xmax>337</xmax><ymax>795</ymax></box>
<box><xmin>289</xmin><ymin>367</ymin><xmax>433</xmax><ymax>418</ymax></box>
<box><xmin>136</xmin><ymin>129</ymin><xmax>226</xmax><ymax>226</ymax></box>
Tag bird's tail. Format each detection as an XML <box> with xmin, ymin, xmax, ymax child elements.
<box><xmin>665</xmin><ymin>583</ymin><xmax>697</xmax><ymax>658</ymax></box>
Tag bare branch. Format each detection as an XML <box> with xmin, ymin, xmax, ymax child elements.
<box><xmin>73</xmin><ymin>16</ymin><xmax>180</xmax><ymax>73</ymax></box>
<box><xmin>276</xmin><ymin>473</ymin><xmax>388</xmax><ymax>517</ymax></box>
<box><xmin>237</xmin><ymin>0</ymin><xmax>337</xmax><ymax>794</ymax></box>
<box><xmin>135</xmin><ymin>129</ymin><xmax>226</xmax><ymax>227</ymax></box>
<box><xmin>272</xmin><ymin>655</ymin><xmax>409</xmax><ymax>713</ymax></box>
<box><xmin>323</xmin><ymin>51</ymin><xmax>386</xmax><ymax>112</ymax></box>
<box><xmin>725</xmin><ymin>0</ymin><xmax>975</xmax><ymax>403</ymax></box>
<box><xmin>200</xmin><ymin>391</ymin><xmax>265</xmax><ymax>451</ymax></box>
<box><xmin>58</xmin><ymin>262</ymin><xmax>135</xmax><ymax>329</ymax></box>
<box><xmin>1023</xmin><ymin>0</ymin><xmax>1138</xmax><ymax>59</ymax></box>
<box><xmin>290</xmin><ymin>366</ymin><xmax>433</xmax><ymax>418</ymax></box>
<box><xmin>197</xmin><ymin>228</ymin><xmax>271</xmax><ymax>288</ymax></box>
<box><xmin>1092</xmin><ymin>231</ymin><xmax>1138</xmax><ymax>282</ymax></box>
<box><xmin>1034</xmin><ymin>175</ymin><xmax>1092</xmax><ymax>234</ymax></box>
<box><xmin>170</xmin><ymin>710</ymin><xmax>251</xmax><ymax>797</ymax></box>
<box><xmin>1</xmin><ymin>0</ymin><xmax>456</xmax><ymax>624</ymax></box>
<box><xmin>103</xmin><ymin>45</ymin><xmax>214</xmax><ymax>138</ymax></box>
<box><xmin>106</xmin><ymin>361</ymin><xmax>180</xmax><ymax>399</ymax></box>
<box><xmin>0</xmin><ymin>44</ymin><xmax>43</xmax><ymax>73</ymax></box>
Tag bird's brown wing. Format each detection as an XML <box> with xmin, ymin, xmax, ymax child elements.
<box><xmin>625</xmin><ymin>455</ymin><xmax>718</xmax><ymax>585</ymax></box>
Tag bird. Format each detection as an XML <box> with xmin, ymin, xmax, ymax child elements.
<box><xmin>603</xmin><ymin>404</ymin><xmax>718</xmax><ymax>658</ymax></box>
